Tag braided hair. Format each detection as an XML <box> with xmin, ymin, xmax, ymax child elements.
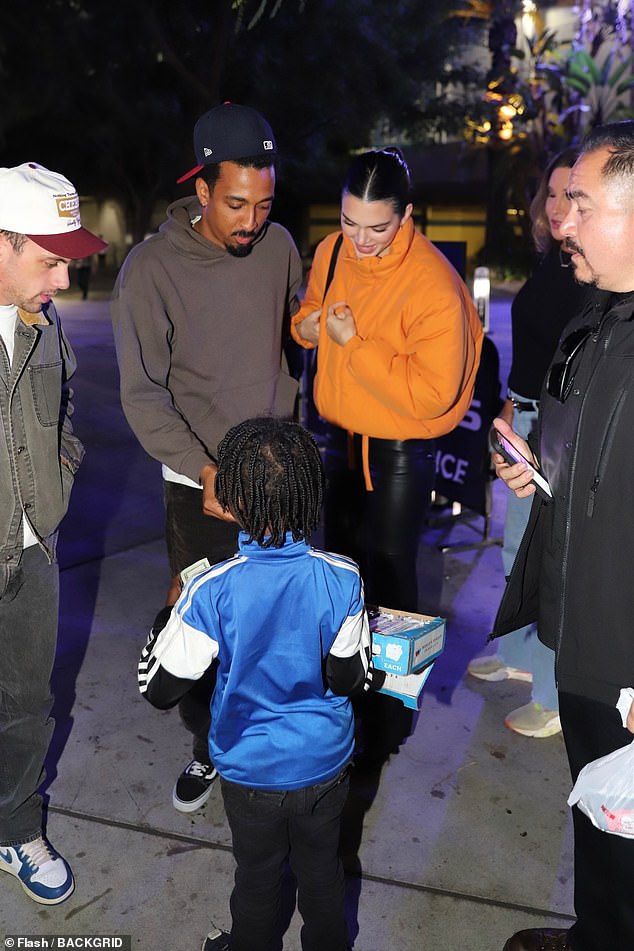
<box><xmin>215</xmin><ymin>417</ymin><xmax>325</xmax><ymax>548</ymax></box>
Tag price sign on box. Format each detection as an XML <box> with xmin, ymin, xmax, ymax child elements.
<box><xmin>369</xmin><ymin>607</ymin><xmax>446</xmax><ymax>676</ymax></box>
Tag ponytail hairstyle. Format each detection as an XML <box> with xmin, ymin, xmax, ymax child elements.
<box><xmin>342</xmin><ymin>148</ymin><xmax>412</xmax><ymax>217</ymax></box>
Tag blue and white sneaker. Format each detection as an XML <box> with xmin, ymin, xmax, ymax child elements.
<box><xmin>0</xmin><ymin>836</ymin><xmax>75</xmax><ymax>904</ymax></box>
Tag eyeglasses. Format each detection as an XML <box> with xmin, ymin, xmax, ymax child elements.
<box><xmin>545</xmin><ymin>326</ymin><xmax>594</xmax><ymax>403</ymax></box>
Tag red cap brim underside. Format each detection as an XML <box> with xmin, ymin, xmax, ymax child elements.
<box><xmin>27</xmin><ymin>228</ymin><xmax>108</xmax><ymax>260</ymax></box>
<box><xmin>176</xmin><ymin>164</ymin><xmax>204</xmax><ymax>185</ymax></box>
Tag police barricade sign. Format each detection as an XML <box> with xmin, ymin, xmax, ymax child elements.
<box><xmin>434</xmin><ymin>336</ymin><xmax>501</xmax><ymax>516</ymax></box>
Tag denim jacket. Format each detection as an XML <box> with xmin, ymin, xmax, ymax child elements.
<box><xmin>0</xmin><ymin>304</ymin><xmax>84</xmax><ymax>562</ymax></box>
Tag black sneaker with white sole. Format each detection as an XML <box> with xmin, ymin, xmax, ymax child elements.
<box><xmin>173</xmin><ymin>759</ymin><xmax>218</xmax><ymax>812</ymax></box>
<box><xmin>201</xmin><ymin>928</ymin><xmax>230</xmax><ymax>951</ymax></box>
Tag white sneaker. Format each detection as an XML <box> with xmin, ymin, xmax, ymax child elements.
<box><xmin>467</xmin><ymin>655</ymin><xmax>533</xmax><ymax>683</ymax></box>
<box><xmin>505</xmin><ymin>702</ymin><xmax>562</xmax><ymax>738</ymax></box>
<box><xmin>0</xmin><ymin>836</ymin><xmax>75</xmax><ymax>904</ymax></box>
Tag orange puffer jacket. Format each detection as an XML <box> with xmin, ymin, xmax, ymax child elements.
<box><xmin>292</xmin><ymin>219</ymin><xmax>483</xmax><ymax>442</ymax></box>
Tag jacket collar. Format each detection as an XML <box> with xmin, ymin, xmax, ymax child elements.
<box><xmin>340</xmin><ymin>217</ymin><xmax>415</xmax><ymax>280</ymax></box>
<box><xmin>605</xmin><ymin>289</ymin><xmax>634</xmax><ymax>321</ymax></box>
<box><xmin>237</xmin><ymin>530</ymin><xmax>309</xmax><ymax>556</ymax></box>
<box><xmin>17</xmin><ymin>306</ymin><xmax>48</xmax><ymax>327</ymax></box>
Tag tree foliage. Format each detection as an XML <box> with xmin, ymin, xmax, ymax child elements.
<box><xmin>0</xmin><ymin>0</ymin><xmax>478</xmax><ymax>241</ymax></box>
<box><xmin>450</xmin><ymin>0</ymin><xmax>634</xmax><ymax>274</ymax></box>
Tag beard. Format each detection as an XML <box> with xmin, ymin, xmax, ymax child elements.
<box><xmin>225</xmin><ymin>242</ymin><xmax>254</xmax><ymax>258</ymax></box>
<box><xmin>225</xmin><ymin>221</ymin><xmax>268</xmax><ymax>258</ymax></box>
<box><xmin>224</xmin><ymin>227</ymin><xmax>262</xmax><ymax>258</ymax></box>
<box><xmin>3</xmin><ymin>282</ymin><xmax>51</xmax><ymax>312</ymax></box>
<box><xmin>565</xmin><ymin>238</ymin><xmax>598</xmax><ymax>287</ymax></box>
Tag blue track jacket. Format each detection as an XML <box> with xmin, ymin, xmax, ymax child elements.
<box><xmin>139</xmin><ymin>532</ymin><xmax>371</xmax><ymax>790</ymax></box>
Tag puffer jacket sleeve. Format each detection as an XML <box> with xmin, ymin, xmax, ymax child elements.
<box><xmin>290</xmin><ymin>234</ymin><xmax>340</xmax><ymax>350</ymax></box>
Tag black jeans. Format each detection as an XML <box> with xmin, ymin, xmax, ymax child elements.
<box><xmin>560</xmin><ymin>691</ymin><xmax>634</xmax><ymax>951</ymax></box>
<box><xmin>163</xmin><ymin>481</ymin><xmax>239</xmax><ymax>763</ymax></box>
<box><xmin>323</xmin><ymin>432</ymin><xmax>436</xmax><ymax>761</ymax></box>
<box><xmin>220</xmin><ymin>767</ymin><xmax>350</xmax><ymax>951</ymax></box>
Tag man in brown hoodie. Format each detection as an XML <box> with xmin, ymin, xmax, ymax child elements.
<box><xmin>111</xmin><ymin>103</ymin><xmax>302</xmax><ymax>813</ymax></box>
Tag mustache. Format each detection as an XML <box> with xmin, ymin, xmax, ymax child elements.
<box><xmin>564</xmin><ymin>238</ymin><xmax>584</xmax><ymax>257</ymax></box>
<box><xmin>232</xmin><ymin>229</ymin><xmax>259</xmax><ymax>239</ymax></box>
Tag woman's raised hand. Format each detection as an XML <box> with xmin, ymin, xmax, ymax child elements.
<box><xmin>326</xmin><ymin>301</ymin><xmax>356</xmax><ymax>346</ymax></box>
<box><xmin>295</xmin><ymin>308</ymin><xmax>321</xmax><ymax>345</ymax></box>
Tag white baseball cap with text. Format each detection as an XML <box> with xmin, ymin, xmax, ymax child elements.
<box><xmin>0</xmin><ymin>162</ymin><xmax>107</xmax><ymax>259</ymax></box>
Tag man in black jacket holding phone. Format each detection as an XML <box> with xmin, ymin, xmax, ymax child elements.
<box><xmin>491</xmin><ymin>122</ymin><xmax>634</xmax><ymax>951</ymax></box>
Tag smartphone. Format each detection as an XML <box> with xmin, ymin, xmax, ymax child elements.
<box><xmin>490</xmin><ymin>428</ymin><xmax>552</xmax><ymax>500</ymax></box>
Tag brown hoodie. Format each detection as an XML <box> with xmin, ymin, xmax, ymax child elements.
<box><xmin>111</xmin><ymin>197</ymin><xmax>302</xmax><ymax>483</ymax></box>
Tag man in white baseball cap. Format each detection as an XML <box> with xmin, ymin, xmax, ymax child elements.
<box><xmin>0</xmin><ymin>163</ymin><xmax>105</xmax><ymax>906</ymax></box>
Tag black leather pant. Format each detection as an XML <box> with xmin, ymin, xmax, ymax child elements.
<box><xmin>323</xmin><ymin>431</ymin><xmax>436</xmax><ymax>613</ymax></box>
<box><xmin>323</xmin><ymin>431</ymin><xmax>436</xmax><ymax>763</ymax></box>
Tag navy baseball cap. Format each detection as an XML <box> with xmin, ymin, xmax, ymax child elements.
<box><xmin>177</xmin><ymin>102</ymin><xmax>277</xmax><ymax>184</ymax></box>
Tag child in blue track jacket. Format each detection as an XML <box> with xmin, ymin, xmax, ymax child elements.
<box><xmin>138</xmin><ymin>417</ymin><xmax>371</xmax><ymax>951</ymax></box>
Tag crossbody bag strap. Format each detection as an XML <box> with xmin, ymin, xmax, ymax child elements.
<box><xmin>322</xmin><ymin>233</ymin><xmax>343</xmax><ymax>304</ymax></box>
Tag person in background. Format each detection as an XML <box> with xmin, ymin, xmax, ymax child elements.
<box><xmin>139</xmin><ymin>417</ymin><xmax>371</xmax><ymax>951</ymax></box>
<box><xmin>74</xmin><ymin>254</ymin><xmax>93</xmax><ymax>300</ymax></box>
<box><xmin>292</xmin><ymin>148</ymin><xmax>483</xmax><ymax>765</ymax></box>
<box><xmin>468</xmin><ymin>148</ymin><xmax>589</xmax><ymax>738</ymax></box>
<box><xmin>111</xmin><ymin>103</ymin><xmax>303</xmax><ymax>814</ymax></box>
<box><xmin>0</xmin><ymin>163</ymin><xmax>106</xmax><ymax>905</ymax></box>
<box><xmin>492</xmin><ymin>121</ymin><xmax>634</xmax><ymax>951</ymax></box>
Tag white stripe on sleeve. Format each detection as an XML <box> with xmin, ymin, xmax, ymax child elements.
<box><xmin>330</xmin><ymin>607</ymin><xmax>371</xmax><ymax>659</ymax></box>
<box><xmin>140</xmin><ymin>612</ymin><xmax>217</xmax><ymax>690</ymax></box>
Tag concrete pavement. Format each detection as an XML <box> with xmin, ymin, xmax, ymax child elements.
<box><xmin>0</xmin><ymin>284</ymin><xmax>576</xmax><ymax>950</ymax></box>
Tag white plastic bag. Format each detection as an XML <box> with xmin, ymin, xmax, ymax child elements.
<box><xmin>568</xmin><ymin>739</ymin><xmax>634</xmax><ymax>839</ymax></box>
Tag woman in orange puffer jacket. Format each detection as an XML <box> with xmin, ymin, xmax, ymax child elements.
<box><xmin>292</xmin><ymin>149</ymin><xmax>483</xmax><ymax>762</ymax></box>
